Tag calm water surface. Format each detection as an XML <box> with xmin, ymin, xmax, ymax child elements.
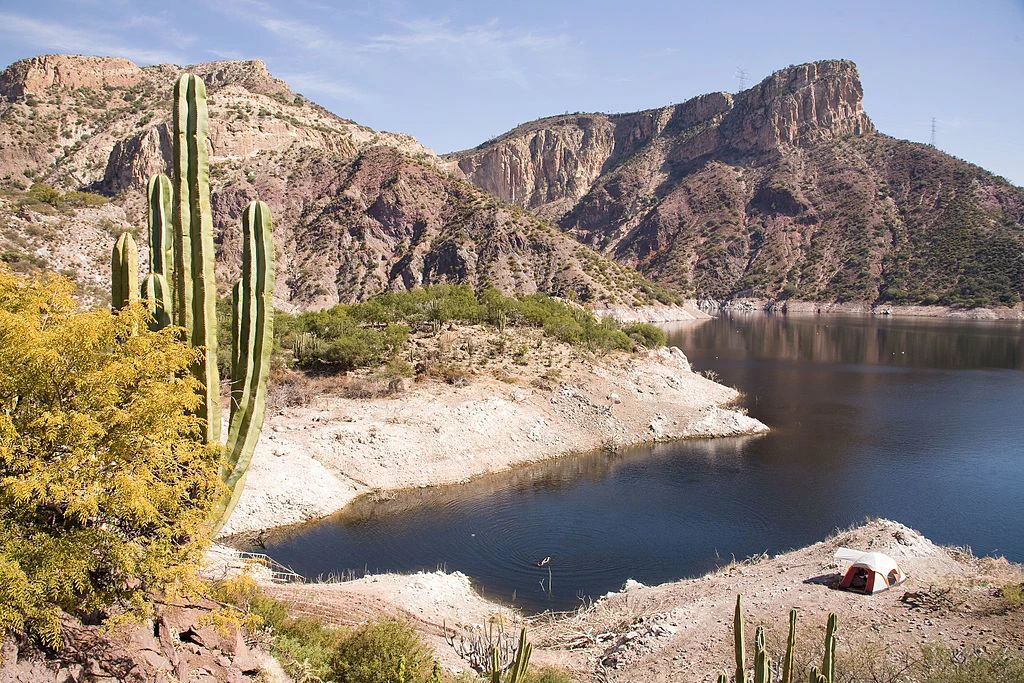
<box><xmin>250</xmin><ymin>314</ymin><xmax>1024</xmax><ymax>612</ymax></box>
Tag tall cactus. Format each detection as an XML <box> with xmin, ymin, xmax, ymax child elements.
<box><xmin>172</xmin><ymin>73</ymin><xmax>220</xmax><ymax>444</ymax></box>
<box><xmin>109</xmin><ymin>72</ymin><xmax>275</xmax><ymax>534</ymax></box>
<box><xmin>821</xmin><ymin>612</ymin><xmax>838</xmax><ymax>683</ymax></box>
<box><xmin>781</xmin><ymin>608</ymin><xmax>797</xmax><ymax>683</ymax></box>
<box><xmin>111</xmin><ymin>232</ymin><xmax>139</xmax><ymax>311</ymax></box>
<box><xmin>214</xmin><ymin>201</ymin><xmax>275</xmax><ymax>531</ymax></box>
<box><xmin>734</xmin><ymin>594</ymin><xmax>746</xmax><ymax>683</ymax></box>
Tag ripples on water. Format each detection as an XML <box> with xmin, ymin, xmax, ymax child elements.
<box><xmin>250</xmin><ymin>314</ymin><xmax>1024</xmax><ymax>612</ymax></box>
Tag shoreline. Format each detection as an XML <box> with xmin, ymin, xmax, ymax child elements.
<box><xmin>219</xmin><ymin>338</ymin><xmax>767</xmax><ymax>538</ymax></box>
<box><xmin>214</xmin><ymin>518</ymin><xmax>1024</xmax><ymax>681</ymax></box>
<box><xmin>701</xmin><ymin>297</ymin><xmax>1024</xmax><ymax>320</ymax></box>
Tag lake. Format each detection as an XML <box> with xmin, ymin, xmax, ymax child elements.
<box><xmin>248</xmin><ymin>313</ymin><xmax>1024</xmax><ymax>612</ymax></box>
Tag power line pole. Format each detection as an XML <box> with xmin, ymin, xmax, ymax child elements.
<box><xmin>736</xmin><ymin>67</ymin><xmax>748</xmax><ymax>92</ymax></box>
<box><xmin>930</xmin><ymin>117</ymin><xmax>937</xmax><ymax>147</ymax></box>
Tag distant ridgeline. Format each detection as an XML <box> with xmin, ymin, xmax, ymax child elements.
<box><xmin>450</xmin><ymin>60</ymin><xmax>1024</xmax><ymax>309</ymax></box>
<box><xmin>0</xmin><ymin>55</ymin><xmax>1020</xmax><ymax>310</ymax></box>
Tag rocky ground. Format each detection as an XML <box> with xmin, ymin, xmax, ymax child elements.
<box><xmin>220</xmin><ymin>325</ymin><xmax>767</xmax><ymax>537</ymax></box>
<box><xmin>226</xmin><ymin>519</ymin><xmax>1023</xmax><ymax>682</ymax></box>
<box><xmin>0</xmin><ymin>601</ymin><xmax>287</xmax><ymax>683</ymax></box>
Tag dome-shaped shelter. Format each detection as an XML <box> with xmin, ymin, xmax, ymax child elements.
<box><xmin>834</xmin><ymin>548</ymin><xmax>907</xmax><ymax>594</ymax></box>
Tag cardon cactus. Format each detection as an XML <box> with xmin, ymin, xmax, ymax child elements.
<box><xmin>109</xmin><ymin>72</ymin><xmax>276</xmax><ymax>533</ymax></box>
<box><xmin>734</xmin><ymin>594</ymin><xmax>746</xmax><ymax>683</ymax></box>
<box><xmin>111</xmin><ymin>232</ymin><xmax>139</xmax><ymax>311</ymax></box>
<box><xmin>172</xmin><ymin>72</ymin><xmax>220</xmax><ymax>444</ymax></box>
<box><xmin>754</xmin><ymin>625</ymin><xmax>769</xmax><ymax>683</ymax></box>
<box><xmin>781</xmin><ymin>608</ymin><xmax>797</xmax><ymax>683</ymax></box>
<box><xmin>821</xmin><ymin>612</ymin><xmax>838</xmax><ymax>683</ymax></box>
<box><xmin>721</xmin><ymin>600</ymin><xmax>837</xmax><ymax>683</ymax></box>
<box><xmin>215</xmin><ymin>201</ymin><xmax>275</xmax><ymax>531</ymax></box>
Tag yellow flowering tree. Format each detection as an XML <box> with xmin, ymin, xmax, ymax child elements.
<box><xmin>0</xmin><ymin>269</ymin><xmax>222</xmax><ymax>648</ymax></box>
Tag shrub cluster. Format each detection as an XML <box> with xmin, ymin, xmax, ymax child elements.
<box><xmin>273</xmin><ymin>285</ymin><xmax>666</xmax><ymax>372</ymax></box>
<box><xmin>19</xmin><ymin>182</ymin><xmax>108</xmax><ymax>211</ymax></box>
<box><xmin>213</xmin><ymin>577</ymin><xmax>434</xmax><ymax>682</ymax></box>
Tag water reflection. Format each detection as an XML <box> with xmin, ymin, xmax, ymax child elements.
<box><xmin>253</xmin><ymin>314</ymin><xmax>1024</xmax><ymax>613</ymax></box>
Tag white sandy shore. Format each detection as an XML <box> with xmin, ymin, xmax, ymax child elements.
<box><xmin>706</xmin><ymin>298</ymin><xmax>1024</xmax><ymax>320</ymax></box>
<box><xmin>219</xmin><ymin>343</ymin><xmax>767</xmax><ymax>537</ymax></box>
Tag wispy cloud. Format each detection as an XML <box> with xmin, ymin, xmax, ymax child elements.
<box><xmin>279</xmin><ymin>71</ymin><xmax>368</xmax><ymax>103</ymax></box>
<box><xmin>0</xmin><ymin>11</ymin><xmax>188</xmax><ymax>65</ymax></box>
<box><xmin>213</xmin><ymin>0</ymin><xmax>346</xmax><ymax>53</ymax></box>
<box><xmin>363</xmin><ymin>18</ymin><xmax>573</xmax><ymax>86</ymax></box>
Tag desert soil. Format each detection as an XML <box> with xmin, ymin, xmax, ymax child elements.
<box><xmin>219</xmin><ymin>325</ymin><xmax>767</xmax><ymax>537</ymax></box>
<box><xmin>217</xmin><ymin>519</ymin><xmax>1023</xmax><ymax>682</ymax></box>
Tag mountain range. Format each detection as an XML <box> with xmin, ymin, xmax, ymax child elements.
<box><xmin>1</xmin><ymin>55</ymin><xmax>1021</xmax><ymax>311</ymax></box>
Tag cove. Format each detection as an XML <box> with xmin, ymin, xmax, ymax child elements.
<box><xmin>246</xmin><ymin>314</ymin><xmax>1024</xmax><ymax>613</ymax></box>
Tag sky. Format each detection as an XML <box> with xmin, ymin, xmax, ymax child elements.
<box><xmin>0</xmin><ymin>0</ymin><xmax>1022</xmax><ymax>185</ymax></box>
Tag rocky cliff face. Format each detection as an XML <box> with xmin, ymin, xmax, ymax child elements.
<box><xmin>0</xmin><ymin>54</ymin><xmax>667</xmax><ymax>310</ymax></box>
<box><xmin>451</xmin><ymin>60</ymin><xmax>1024</xmax><ymax>308</ymax></box>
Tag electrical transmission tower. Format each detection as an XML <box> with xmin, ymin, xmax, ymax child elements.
<box><xmin>736</xmin><ymin>67</ymin><xmax>748</xmax><ymax>92</ymax></box>
<box><xmin>930</xmin><ymin>117</ymin><xmax>937</xmax><ymax>147</ymax></box>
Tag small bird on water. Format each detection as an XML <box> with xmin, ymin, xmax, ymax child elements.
<box><xmin>535</xmin><ymin>556</ymin><xmax>551</xmax><ymax>567</ymax></box>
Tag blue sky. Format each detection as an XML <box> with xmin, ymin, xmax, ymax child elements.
<box><xmin>1</xmin><ymin>0</ymin><xmax>1022</xmax><ymax>185</ymax></box>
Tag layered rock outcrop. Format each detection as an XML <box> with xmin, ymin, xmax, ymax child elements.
<box><xmin>450</xmin><ymin>60</ymin><xmax>1024</xmax><ymax>307</ymax></box>
<box><xmin>0</xmin><ymin>54</ymin><xmax>670</xmax><ymax>310</ymax></box>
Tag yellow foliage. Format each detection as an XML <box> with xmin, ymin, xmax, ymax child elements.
<box><xmin>0</xmin><ymin>268</ymin><xmax>222</xmax><ymax>647</ymax></box>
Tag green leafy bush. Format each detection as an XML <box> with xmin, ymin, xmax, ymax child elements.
<box><xmin>274</xmin><ymin>285</ymin><xmax>665</xmax><ymax>372</ymax></box>
<box><xmin>0</xmin><ymin>269</ymin><xmax>220</xmax><ymax>648</ymax></box>
<box><xmin>334</xmin><ymin>619</ymin><xmax>432</xmax><ymax>683</ymax></box>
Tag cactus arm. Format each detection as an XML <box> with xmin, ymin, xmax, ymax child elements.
<box><xmin>171</xmin><ymin>75</ymin><xmax>194</xmax><ymax>333</ymax></box>
<box><xmin>147</xmin><ymin>173</ymin><xmax>174</xmax><ymax>280</ymax></box>
<box><xmin>717</xmin><ymin>674</ymin><xmax>727</xmax><ymax>683</ymax></box>
<box><xmin>734</xmin><ymin>594</ymin><xmax>746</xmax><ymax>683</ymax></box>
<box><xmin>230</xmin><ymin>279</ymin><xmax>243</xmax><ymax>415</ymax></box>
<box><xmin>172</xmin><ymin>73</ymin><xmax>220</xmax><ymax>443</ymax></box>
<box><xmin>213</xmin><ymin>201</ymin><xmax>275</xmax><ymax>532</ymax></box>
<box><xmin>782</xmin><ymin>608</ymin><xmax>797</xmax><ymax>683</ymax></box>
<box><xmin>142</xmin><ymin>272</ymin><xmax>172</xmax><ymax>330</ymax></box>
<box><xmin>111</xmin><ymin>232</ymin><xmax>139</xmax><ymax>311</ymax></box>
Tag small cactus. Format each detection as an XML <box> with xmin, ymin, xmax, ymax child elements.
<box><xmin>111</xmin><ymin>232</ymin><xmax>139</xmax><ymax>311</ymax></box>
<box><xmin>781</xmin><ymin>608</ymin><xmax>797</xmax><ymax>683</ymax></box>
<box><xmin>754</xmin><ymin>625</ymin><xmax>769</xmax><ymax>683</ymax></box>
<box><xmin>821</xmin><ymin>612</ymin><xmax>838</xmax><ymax>683</ymax></box>
<box><xmin>734</xmin><ymin>594</ymin><xmax>746</xmax><ymax>683</ymax></box>
<box><xmin>492</xmin><ymin>627</ymin><xmax>533</xmax><ymax>683</ymax></box>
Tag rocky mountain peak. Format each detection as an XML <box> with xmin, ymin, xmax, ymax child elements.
<box><xmin>724</xmin><ymin>59</ymin><xmax>874</xmax><ymax>153</ymax></box>
<box><xmin>0</xmin><ymin>54</ymin><xmax>144</xmax><ymax>100</ymax></box>
<box><xmin>187</xmin><ymin>58</ymin><xmax>292</xmax><ymax>98</ymax></box>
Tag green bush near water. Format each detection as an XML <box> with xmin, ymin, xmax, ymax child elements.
<box><xmin>212</xmin><ymin>578</ymin><xmax>432</xmax><ymax>682</ymax></box>
<box><xmin>271</xmin><ymin>285</ymin><xmax>667</xmax><ymax>372</ymax></box>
